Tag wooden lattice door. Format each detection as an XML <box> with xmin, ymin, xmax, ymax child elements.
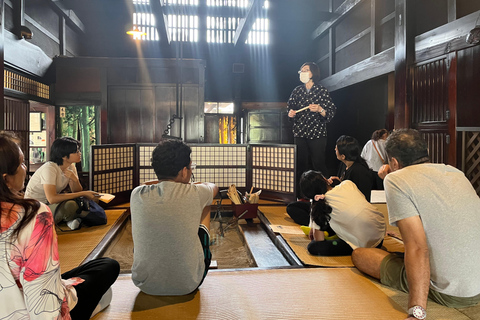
<box><xmin>410</xmin><ymin>53</ymin><xmax>456</xmax><ymax>165</ymax></box>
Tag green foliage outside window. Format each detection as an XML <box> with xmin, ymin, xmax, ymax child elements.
<box><xmin>59</xmin><ymin>106</ymin><xmax>98</xmax><ymax>172</ymax></box>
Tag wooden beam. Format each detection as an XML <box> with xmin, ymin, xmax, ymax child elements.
<box><xmin>50</xmin><ymin>0</ymin><xmax>85</xmax><ymax>33</ymax></box>
<box><xmin>150</xmin><ymin>0</ymin><xmax>170</xmax><ymax>45</ymax></box>
<box><xmin>447</xmin><ymin>0</ymin><xmax>456</xmax><ymax>23</ymax></box>
<box><xmin>415</xmin><ymin>10</ymin><xmax>480</xmax><ymax>63</ymax></box>
<box><xmin>370</xmin><ymin>0</ymin><xmax>376</xmax><ymax>56</ymax></box>
<box><xmin>60</xmin><ymin>16</ymin><xmax>66</xmax><ymax>55</ymax></box>
<box><xmin>4</xmin><ymin>30</ymin><xmax>52</xmax><ymax>77</ymax></box>
<box><xmin>312</xmin><ymin>0</ymin><xmax>364</xmax><ymax>40</ymax></box>
<box><xmin>12</xmin><ymin>0</ymin><xmax>24</xmax><ymax>39</ymax></box>
<box><xmin>319</xmin><ymin>47</ymin><xmax>394</xmax><ymax>92</ymax></box>
<box><xmin>234</xmin><ymin>0</ymin><xmax>263</xmax><ymax>46</ymax></box>
<box><xmin>394</xmin><ymin>0</ymin><xmax>415</xmax><ymax>129</ymax></box>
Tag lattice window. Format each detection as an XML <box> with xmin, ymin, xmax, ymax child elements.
<box><xmin>91</xmin><ymin>145</ymin><xmax>135</xmax><ymax>194</ymax></box>
<box><xmin>246</xmin><ymin>18</ymin><xmax>269</xmax><ymax>45</ymax></box>
<box><xmin>206</xmin><ymin>16</ymin><xmax>238</xmax><ymax>43</ymax></box>
<box><xmin>252</xmin><ymin>146</ymin><xmax>294</xmax><ymax>169</ymax></box>
<box><xmin>133</xmin><ymin>13</ymin><xmax>159</xmax><ymax>40</ymax></box>
<box><xmin>167</xmin><ymin>14</ymin><xmax>199</xmax><ymax>42</ymax></box>
<box><xmin>4</xmin><ymin>70</ymin><xmax>50</xmax><ymax>99</ymax></box>
<box><xmin>191</xmin><ymin>145</ymin><xmax>247</xmax><ymax>188</ymax></box>
<box><xmin>252</xmin><ymin>169</ymin><xmax>294</xmax><ymax>193</ymax></box>
<box><xmin>463</xmin><ymin>131</ymin><xmax>480</xmax><ymax>195</ymax></box>
<box><xmin>251</xmin><ymin>145</ymin><xmax>295</xmax><ymax>193</ymax></box>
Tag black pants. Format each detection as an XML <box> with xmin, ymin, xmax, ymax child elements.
<box><xmin>294</xmin><ymin>137</ymin><xmax>328</xmax><ymax>197</ymax></box>
<box><xmin>62</xmin><ymin>257</ymin><xmax>120</xmax><ymax>320</ymax></box>
<box><xmin>286</xmin><ymin>201</ymin><xmax>311</xmax><ymax>226</ymax></box>
<box><xmin>307</xmin><ymin>238</ymin><xmax>354</xmax><ymax>256</ymax></box>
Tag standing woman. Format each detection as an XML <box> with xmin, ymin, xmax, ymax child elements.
<box><xmin>287</xmin><ymin>62</ymin><xmax>336</xmax><ymax>197</ymax></box>
<box><xmin>0</xmin><ymin>133</ymin><xmax>119</xmax><ymax>319</ymax></box>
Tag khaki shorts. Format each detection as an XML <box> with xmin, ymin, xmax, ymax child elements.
<box><xmin>380</xmin><ymin>253</ymin><xmax>480</xmax><ymax>308</ymax></box>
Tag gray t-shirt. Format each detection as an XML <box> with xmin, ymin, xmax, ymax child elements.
<box><xmin>130</xmin><ymin>181</ymin><xmax>214</xmax><ymax>295</ymax></box>
<box><xmin>385</xmin><ymin>163</ymin><xmax>480</xmax><ymax>297</ymax></box>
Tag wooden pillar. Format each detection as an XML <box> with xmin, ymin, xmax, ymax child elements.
<box><xmin>394</xmin><ymin>0</ymin><xmax>414</xmax><ymax>129</ymax></box>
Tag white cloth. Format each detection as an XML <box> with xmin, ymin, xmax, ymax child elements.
<box><xmin>25</xmin><ymin>162</ymin><xmax>77</xmax><ymax>204</ymax></box>
<box><xmin>310</xmin><ymin>180</ymin><xmax>386</xmax><ymax>249</ymax></box>
<box><xmin>385</xmin><ymin>163</ymin><xmax>480</xmax><ymax>297</ymax></box>
<box><xmin>361</xmin><ymin>139</ymin><xmax>387</xmax><ymax>171</ymax></box>
<box><xmin>130</xmin><ymin>181</ymin><xmax>214</xmax><ymax>295</ymax></box>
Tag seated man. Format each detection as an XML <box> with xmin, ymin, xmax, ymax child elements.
<box><xmin>352</xmin><ymin>129</ymin><xmax>480</xmax><ymax>320</ymax></box>
<box><xmin>130</xmin><ymin>139</ymin><xmax>218</xmax><ymax>295</ymax></box>
<box><xmin>25</xmin><ymin>137</ymin><xmax>98</xmax><ymax>230</ymax></box>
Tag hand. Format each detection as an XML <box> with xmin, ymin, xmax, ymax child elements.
<box><xmin>309</xmin><ymin>228</ymin><xmax>314</xmax><ymax>241</ymax></box>
<box><xmin>327</xmin><ymin>176</ymin><xmax>340</xmax><ymax>185</ymax></box>
<box><xmin>63</xmin><ymin>168</ymin><xmax>78</xmax><ymax>182</ymax></box>
<box><xmin>378</xmin><ymin>164</ymin><xmax>391</xmax><ymax>179</ymax></box>
<box><xmin>405</xmin><ymin>317</ymin><xmax>418</xmax><ymax>320</ymax></box>
<box><xmin>288</xmin><ymin>109</ymin><xmax>296</xmax><ymax>118</ymax></box>
<box><xmin>82</xmin><ymin>190</ymin><xmax>100</xmax><ymax>200</ymax></box>
<box><xmin>308</xmin><ymin>104</ymin><xmax>322</xmax><ymax>113</ymax></box>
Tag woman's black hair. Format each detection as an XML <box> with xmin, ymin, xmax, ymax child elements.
<box><xmin>50</xmin><ymin>137</ymin><xmax>80</xmax><ymax>165</ymax></box>
<box><xmin>299</xmin><ymin>170</ymin><xmax>332</xmax><ymax>231</ymax></box>
<box><xmin>336</xmin><ymin>135</ymin><xmax>369</xmax><ymax>168</ymax></box>
<box><xmin>0</xmin><ymin>134</ymin><xmax>40</xmax><ymax>240</ymax></box>
<box><xmin>301</xmin><ymin>62</ymin><xmax>320</xmax><ymax>83</ymax></box>
<box><xmin>371</xmin><ymin>129</ymin><xmax>388</xmax><ymax>141</ymax></box>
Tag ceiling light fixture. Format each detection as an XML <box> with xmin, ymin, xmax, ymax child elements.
<box><xmin>126</xmin><ymin>26</ymin><xmax>147</xmax><ymax>37</ymax></box>
<box><xmin>466</xmin><ymin>13</ymin><xmax>480</xmax><ymax>45</ymax></box>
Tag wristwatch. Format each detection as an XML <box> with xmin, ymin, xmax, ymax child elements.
<box><xmin>408</xmin><ymin>306</ymin><xmax>426</xmax><ymax>319</ymax></box>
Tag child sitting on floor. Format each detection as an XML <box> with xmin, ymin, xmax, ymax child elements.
<box><xmin>297</xmin><ymin>170</ymin><xmax>386</xmax><ymax>256</ymax></box>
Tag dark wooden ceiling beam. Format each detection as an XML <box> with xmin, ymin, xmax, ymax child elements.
<box><xmin>312</xmin><ymin>0</ymin><xmax>364</xmax><ymax>40</ymax></box>
<box><xmin>234</xmin><ymin>0</ymin><xmax>263</xmax><ymax>46</ymax></box>
<box><xmin>50</xmin><ymin>0</ymin><xmax>85</xmax><ymax>33</ymax></box>
<box><xmin>150</xmin><ymin>0</ymin><xmax>171</xmax><ymax>45</ymax></box>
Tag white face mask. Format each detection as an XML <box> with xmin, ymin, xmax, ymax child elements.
<box><xmin>299</xmin><ymin>71</ymin><xmax>310</xmax><ymax>84</ymax></box>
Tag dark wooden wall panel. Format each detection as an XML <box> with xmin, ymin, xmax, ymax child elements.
<box><xmin>335</xmin><ymin>0</ymin><xmax>371</xmax><ymax>46</ymax></box>
<box><xmin>376</xmin><ymin>18</ymin><xmax>394</xmax><ymax>52</ymax></box>
<box><xmin>335</xmin><ymin>34</ymin><xmax>371</xmax><ymax>72</ymax></box>
<box><xmin>155</xmin><ymin>86</ymin><xmax>180</xmax><ymax>141</ymax></box>
<box><xmin>412</xmin><ymin>58</ymin><xmax>448</xmax><ymax>124</ymax></box>
<box><xmin>26</xmin><ymin>21</ymin><xmax>59</xmax><ymax>58</ymax></box>
<box><xmin>3</xmin><ymin>98</ymin><xmax>30</xmax><ymax>164</ymax></box>
<box><xmin>456</xmin><ymin>45</ymin><xmax>480</xmax><ymax>128</ymax></box>
<box><xmin>422</xmin><ymin>131</ymin><xmax>447</xmax><ymax>164</ymax></box>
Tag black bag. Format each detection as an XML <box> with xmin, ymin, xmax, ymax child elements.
<box><xmin>80</xmin><ymin>199</ymin><xmax>107</xmax><ymax>227</ymax></box>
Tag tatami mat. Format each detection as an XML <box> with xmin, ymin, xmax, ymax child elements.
<box><xmin>57</xmin><ymin>209</ymin><xmax>126</xmax><ymax>271</ymax></box>
<box><xmin>93</xmin><ymin>268</ymin><xmax>406</xmax><ymax>320</ymax></box>
<box><xmin>259</xmin><ymin>205</ymin><xmax>405</xmax><ymax>267</ymax></box>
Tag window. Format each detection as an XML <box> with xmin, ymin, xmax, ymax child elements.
<box><xmin>206</xmin><ymin>17</ymin><xmax>238</xmax><ymax>43</ymax></box>
<box><xmin>131</xmin><ymin>0</ymin><xmax>269</xmax><ymax>44</ymax></box>
<box><xmin>204</xmin><ymin>102</ymin><xmax>234</xmax><ymax>114</ymax></box>
<box><xmin>133</xmin><ymin>12</ymin><xmax>159</xmax><ymax>40</ymax></box>
<box><xmin>246</xmin><ymin>18</ymin><xmax>269</xmax><ymax>45</ymax></box>
<box><xmin>167</xmin><ymin>15</ymin><xmax>199</xmax><ymax>42</ymax></box>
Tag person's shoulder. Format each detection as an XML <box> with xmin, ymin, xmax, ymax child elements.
<box><xmin>292</xmin><ymin>85</ymin><xmax>305</xmax><ymax>92</ymax></box>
